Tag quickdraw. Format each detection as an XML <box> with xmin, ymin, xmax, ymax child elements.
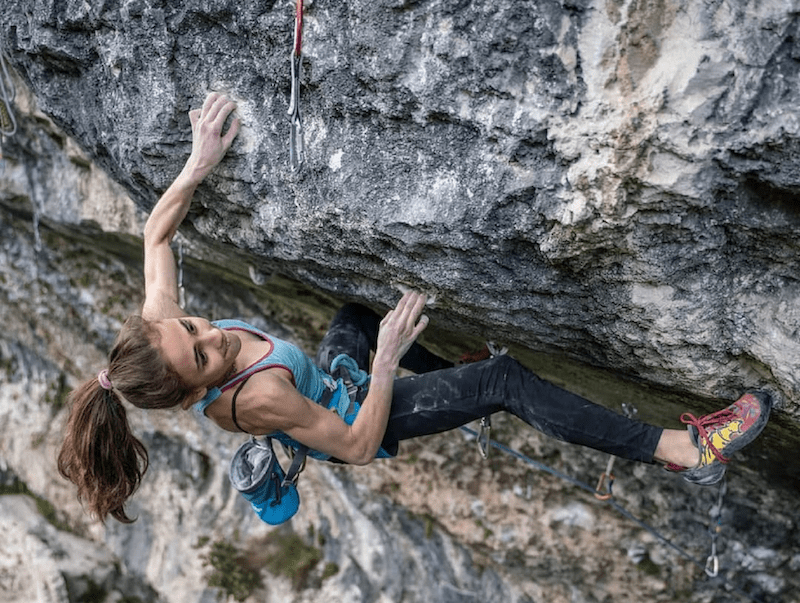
<box><xmin>287</xmin><ymin>0</ymin><xmax>304</xmax><ymax>171</ymax></box>
<box><xmin>177</xmin><ymin>236</ymin><xmax>186</xmax><ymax>310</ymax></box>
<box><xmin>594</xmin><ymin>402</ymin><xmax>638</xmax><ymax>500</ymax></box>
<box><xmin>477</xmin><ymin>416</ymin><xmax>491</xmax><ymax>459</ymax></box>
<box><xmin>593</xmin><ymin>455</ymin><xmax>616</xmax><ymax>501</ymax></box>
<box><xmin>475</xmin><ymin>341</ymin><xmax>508</xmax><ymax>459</ymax></box>
<box><xmin>705</xmin><ymin>477</ymin><xmax>727</xmax><ymax>578</ymax></box>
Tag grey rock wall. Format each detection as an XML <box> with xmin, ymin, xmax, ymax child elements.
<box><xmin>3</xmin><ymin>0</ymin><xmax>800</xmax><ymax>410</ymax></box>
<box><xmin>1</xmin><ymin>0</ymin><xmax>800</xmax><ymax>602</ymax></box>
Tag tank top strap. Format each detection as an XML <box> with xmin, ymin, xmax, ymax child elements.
<box><xmin>194</xmin><ymin>319</ymin><xmax>276</xmax><ymax>417</ymax></box>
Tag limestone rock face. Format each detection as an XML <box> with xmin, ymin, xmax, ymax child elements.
<box><xmin>1</xmin><ymin>1</ymin><xmax>800</xmax><ymax>602</ymax></box>
<box><xmin>3</xmin><ymin>0</ymin><xmax>800</xmax><ymax>408</ymax></box>
<box><xmin>0</xmin><ymin>496</ymin><xmax>160</xmax><ymax>603</ymax></box>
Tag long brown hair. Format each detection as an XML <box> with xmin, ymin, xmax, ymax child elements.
<box><xmin>58</xmin><ymin>315</ymin><xmax>196</xmax><ymax>523</ymax></box>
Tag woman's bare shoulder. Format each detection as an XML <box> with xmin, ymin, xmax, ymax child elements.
<box><xmin>204</xmin><ymin>368</ymin><xmax>304</xmax><ymax>435</ymax></box>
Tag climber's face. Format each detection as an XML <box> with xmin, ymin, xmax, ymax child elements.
<box><xmin>153</xmin><ymin>317</ymin><xmax>241</xmax><ymax>391</ymax></box>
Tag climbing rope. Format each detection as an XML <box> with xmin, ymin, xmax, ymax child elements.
<box><xmin>0</xmin><ymin>43</ymin><xmax>16</xmax><ymax>138</ymax></box>
<box><xmin>459</xmin><ymin>427</ymin><xmax>763</xmax><ymax>603</ymax></box>
<box><xmin>287</xmin><ymin>0</ymin><xmax>304</xmax><ymax>171</ymax></box>
<box><xmin>330</xmin><ymin>353</ymin><xmax>370</xmax><ymax>388</ymax></box>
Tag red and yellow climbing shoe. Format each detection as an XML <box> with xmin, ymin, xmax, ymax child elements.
<box><xmin>667</xmin><ymin>390</ymin><xmax>772</xmax><ymax>486</ymax></box>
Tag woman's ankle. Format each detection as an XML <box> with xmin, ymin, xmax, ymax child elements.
<box><xmin>654</xmin><ymin>429</ymin><xmax>699</xmax><ymax>468</ymax></box>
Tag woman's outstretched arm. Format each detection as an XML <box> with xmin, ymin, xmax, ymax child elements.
<box><xmin>142</xmin><ymin>92</ymin><xmax>240</xmax><ymax>321</ymax></box>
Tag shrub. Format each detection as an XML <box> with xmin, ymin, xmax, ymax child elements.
<box><xmin>201</xmin><ymin>540</ymin><xmax>262</xmax><ymax>602</ymax></box>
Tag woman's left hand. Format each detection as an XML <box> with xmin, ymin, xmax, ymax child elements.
<box><xmin>373</xmin><ymin>291</ymin><xmax>429</xmax><ymax>371</ymax></box>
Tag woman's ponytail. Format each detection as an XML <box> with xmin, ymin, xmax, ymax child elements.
<box><xmin>58</xmin><ymin>378</ymin><xmax>148</xmax><ymax>523</ymax></box>
<box><xmin>58</xmin><ymin>315</ymin><xmax>195</xmax><ymax>523</ymax></box>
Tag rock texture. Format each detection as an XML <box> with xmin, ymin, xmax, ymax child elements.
<box><xmin>1</xmin><ymin>0</ymin><xmax>800</xmax><ymax>602</ymax></box>
<box><xmin>4</xmin><ymin>0</ymin><xmax>800</xmax><ymax>405</ymax></box>
<box><xmin>4</xmin><ymin>0</ymin><xmax>800</xmax><ymax>411</ymax></box>
<box><xmin>0</xmin><ymin>496</ymin><xmax>159</xmax><ymax>603</ymax></box>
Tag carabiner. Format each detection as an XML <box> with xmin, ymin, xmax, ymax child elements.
<box><xmin>594</xmin><ymin>455</ymin><xmax>616</xmax><ymax>500</ymax></box>
<box><xmin>704</xmin><ymin>553</ymin><xmax>719</xmax><ymax>578</ymax></box>
<box><xmin>477</xmin><ymin>416</ymin><xmax>491</xmax><ymax>460</ymax></box>
<box><xmin>594</xmin><ymin>472</ymin><xmax>615</xmax><ymax>501</ymax></box>
<box><xmin>288</xmin><ymin>447</ymin><xmax>307</xmax><ymax>483</ymax></box>
<box><xmin>288</xmin><ymin>53</ymin><xmax>304</xmax><ymax>171</ymax></box>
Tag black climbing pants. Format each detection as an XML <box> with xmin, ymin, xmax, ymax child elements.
<box><xmin>315</xmin><ymin>303</ymin><xmax>663</xmax><ymax>463</ymax></box>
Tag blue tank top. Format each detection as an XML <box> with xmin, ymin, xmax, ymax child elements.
<box><xmin>194</xmin><ymin>319</ymin><xmax>394</xmax><ymax>460</ymax></box>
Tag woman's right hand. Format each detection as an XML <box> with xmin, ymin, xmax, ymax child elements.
<box><xmin>184</xmin><ymin>92</ymin><xmax>241</xmax><ymax>183</ymax></box>
<box><xmin>373</xmin><ymin>291</ymin><xmax>430</xmax><ymax>372</ymax></box>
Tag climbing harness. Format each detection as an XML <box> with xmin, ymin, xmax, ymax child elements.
<box><xmin>594</xmin><ymin>402</ymin><xmax>638</xmax><ymax>500</ymax></box>
<box><xmin>287</xmin><ymin>0</ymin><xmax>304</xmax><ymax>171</ymax></box>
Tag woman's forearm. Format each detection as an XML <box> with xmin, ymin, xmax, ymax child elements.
<box><xmin>143</xmin><ymin>169</ymin><xmax>200</xmax><ymax>245</ymax></box>
<box><xmin>346</xmin><ymin>357</ymin><xmax>397</xmax><ymax>464</ymax></box>
<box><xmin>142</xmin><ymin>161</ymin><xmax>210</xmax><ymax>245</ymax></box>
<box><xmin>344</xmin><ymin>292</ymin><xmax>429</xmax><ymax>463</ymax></box>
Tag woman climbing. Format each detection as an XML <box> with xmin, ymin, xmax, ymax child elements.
<box><xmin>57</xmin><ymin>92</ymin><xmax>772</xmax><ymax>523</ymax></box>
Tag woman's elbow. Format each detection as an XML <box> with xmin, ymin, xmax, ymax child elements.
<box><xmin>143</xmin><ymin>224</ymin><xmax>169</xmax><ymax>248</ymax></box>
<box><xmin>326</xmin><ymin>425</ymin><xmax>381</xmax><ymax>465</ymax></box>
<box><xmin>345</xmin><ymin>439</ymin><xmax>378</xmax><ymax>466</ymax></box>
<box><xmin>349</xmin><ymin>452</ymin><xmax>375</xmax><ymax>466</ymax></box>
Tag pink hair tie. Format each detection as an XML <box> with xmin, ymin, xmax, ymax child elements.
<box><xmin>98</xmin><ymin>369</ymin><xmax>113</xmax><ymax>391</ymax></box>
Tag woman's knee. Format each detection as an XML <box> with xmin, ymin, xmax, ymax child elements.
<box><xmin>333</xmin><ymin>303</ymin><xmax>379</xmax><ymax>325</ymax></box>
<box><xmin>485</xmin><ymin>353</ymin><xmax>523</xmax><ymax>375</ymax></box>
<box><xmin>316</xmin><ymin>303</ymin><xmax>379</xmax><ymax>370</ymax></box>
<box><xmin>480</xmin><ymin>354</ymin><xmax>539</xmax><ymax>403</ymax></box>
